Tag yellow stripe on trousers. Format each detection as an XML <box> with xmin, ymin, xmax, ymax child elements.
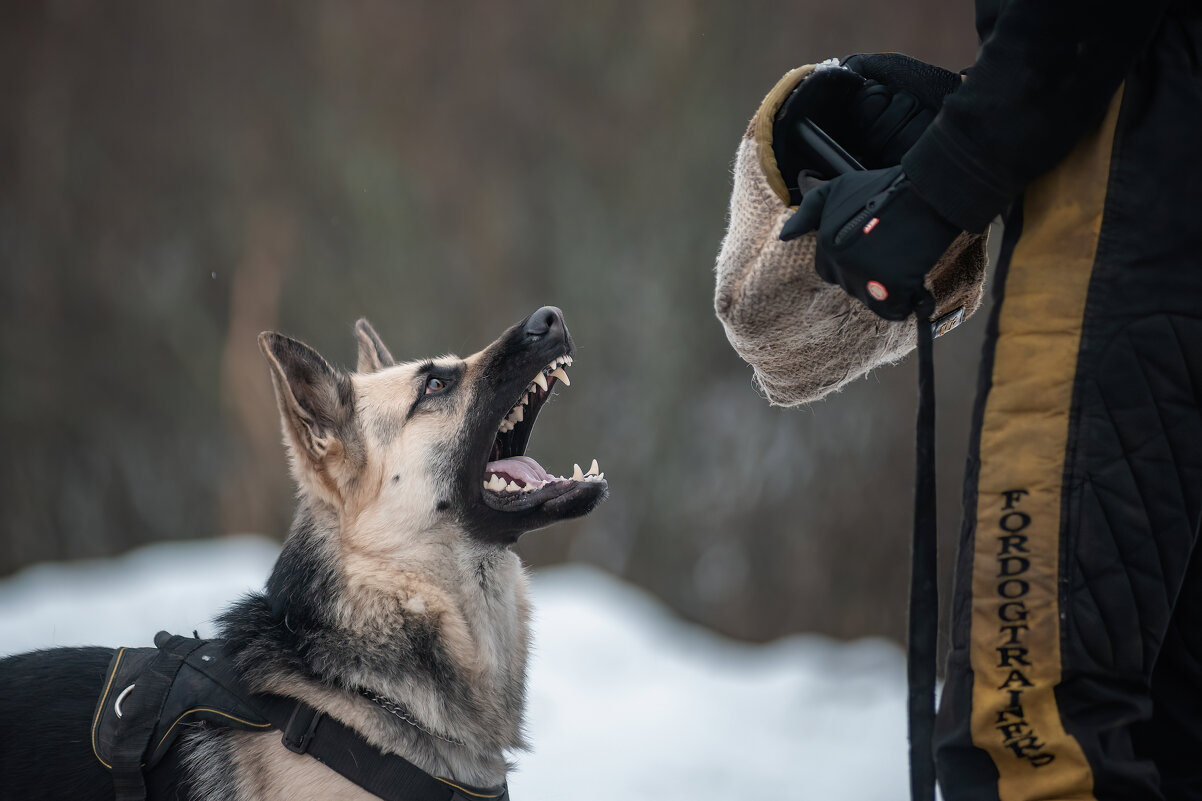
<box><xmin>969</xmin><ymin>87</ymin><xmax>1125</xmax><ymax>801</ymax></box>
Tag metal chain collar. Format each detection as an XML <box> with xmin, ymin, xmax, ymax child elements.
<box><xmin>360</xmin><ymin>689</ymin><xmax>467</xmax><ymax>747</ymax></box>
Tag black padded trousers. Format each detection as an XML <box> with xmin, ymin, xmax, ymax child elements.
<box><xmin>934</xmin><ymin>10</ymin><xmax>1202</xmax><ymax>801</ymax></box>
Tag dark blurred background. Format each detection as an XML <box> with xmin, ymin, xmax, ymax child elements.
<box><xmin>0</xmin><ymin>0</ymin><xmax>986</xmax><ymax>646</ymax></box>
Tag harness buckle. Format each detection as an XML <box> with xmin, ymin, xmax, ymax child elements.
<box><xmin>281</xmin><ymin>703</ymin><xmax>324</xmax><ymax>755</ymax></box>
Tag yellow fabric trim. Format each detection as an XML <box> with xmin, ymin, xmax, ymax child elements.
<box><xmin>751</xmin><ymin>64</ymin><xmax>818</xmax><ymax>207</ymax></box>
<box><xmin>152</xmin><ymin>708</ymin><xmax>273</xmax><ymax>757</ymax></box>
<box><xmin>91</xmin><ymin>647</ymin><xmax>126</xmax><ymax>770</ymax></box>
<box><xmin>968</xmin><ymin>86</ymin><xmax>1125</xmax><ymax>801</ymax></box>
<box><xmin>434</xmin><ymin>776</ymin><xmax>505</xmax><ymax>798</ymax></box>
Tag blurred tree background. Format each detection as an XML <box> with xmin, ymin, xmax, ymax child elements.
<box><xmin>0</xmin><ymin>0</ymin><xmax>987</xmax><ymax>646</ymax></box>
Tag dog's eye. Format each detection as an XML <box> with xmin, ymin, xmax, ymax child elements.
<box><xmin>425</xmin><ymin>377</ymin><xmax>448</xmax><ymax>394</ymax></box>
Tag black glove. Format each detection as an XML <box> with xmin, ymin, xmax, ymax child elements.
<box><xmin>780</xmin><ymin>165</ymin><xmax>959</xmax><ymax>321</ymax></box>
<box><xmin>774</xmin><ymin>56</ymin><xmax>962</xmax><ymax>201</ymax></box>
<box><xmin>842</xmin><ymin>53</ymin><xmax>963</xmax><ymax>116</ymax></box>
<box><xmin>841</xmin><ymin>53</ymin><xmax>963</xmax><ymax>167</ymax></box>
<box><xmin>773</xmin><ymin>67</ymin><xmax>867</xmax><ymax>203</ymax></box>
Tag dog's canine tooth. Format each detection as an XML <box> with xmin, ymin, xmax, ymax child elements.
<box><xmin>572</xmin><ymin>463</ymin><xmax>584</xmax><ymax>481</ymax></box>
<box><xmin>587</xmin><ymin>459</ymin><xmax>599</xmax><ymax>476</ymax></box>
<box><xmin>533</xmin><ymin>372</ymin><xmax>549</xmax><ymax>392</ymax></box>
<box><xmin>550</xmin><ymin>367</ymin><xmax>570</xmax><ymax>386</ymax></box>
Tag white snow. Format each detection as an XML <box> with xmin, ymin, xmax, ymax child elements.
<box><xmin>0</xmin><ymin>537</ymin><xmax>909</xmax><ymax>800</ymax></box>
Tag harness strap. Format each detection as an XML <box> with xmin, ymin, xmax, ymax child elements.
<box><xmin>109</xmin><ymin>634</ymin><xmax>206</xmax><ymax>801</ymax></box>
<box><xmin>252</xmin><ymin>694</ymin><xmax>509</xmax><ymax>801</ymax></box>
<box><xmin>907</xmin><ymin>314</ymin><xmax>939</xmax><ymax>801</ymax></box>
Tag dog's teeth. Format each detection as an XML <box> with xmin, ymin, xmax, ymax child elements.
<box><xmin>521</xmin><ymin>393</ymin><xmax>530</xmax><ymax>406</ymax></box>
<box><xmin>505</xmin><ymin>481</ymin><xmax>521</xmax><ymax>492</ymax></box>
<box><xmin>512</xmin><ymin>405</ymin><xmax>524</xmax><ymax>423</ymax></box>
<box><xmin>587</xmin><ymin>459</ymin><xmax>599</xmax><ymax>476</ymax></box>
<box><xmin>533</xmin><ymin>372</ymin><xmax>549</xmax><ymax>392</ymax></box>
<box><xmin>550</xmin><ymin>366</ymin><xmax>570</xmax><ymax>387</ymax></box>
<box><xmin>486</xmin><ymin>474</ymin><xmax>505</xmax><ymax>491</ymax></box>
<box><xmin>564</xmin><ymin>355</ymin><xmax>573</xmax><ymax>367</ymax></box>
<box><xmin>572</xmin><ymin>463</ymin><xmax>584</xmax><ymax>481</ymax></box>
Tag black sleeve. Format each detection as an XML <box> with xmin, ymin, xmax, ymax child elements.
<box><xmin>901</xmin><ymin>0</ymin><xmax>1171</xmax><ymax>232</ymax></box>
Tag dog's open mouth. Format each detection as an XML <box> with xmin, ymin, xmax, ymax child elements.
<box><xmin>481</xmin><ymin>354</ymin><xmax>604</xmax><ymax>512</ymax></box>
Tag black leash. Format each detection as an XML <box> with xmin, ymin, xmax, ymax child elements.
<box><xmin>908</xmin><ymin>312</ymin><xmax>939</xmax><ymax>801</ymax></box>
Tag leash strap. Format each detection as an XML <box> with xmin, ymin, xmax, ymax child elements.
<box><xmin>908</xmin><ymin>315</ymin><xmax>939</xmax><ymax>801</ymax></box>
<box><xmin>253</xmin><ymin>694</ymin><xmax>509</xmax><ymax>801</ymax></box>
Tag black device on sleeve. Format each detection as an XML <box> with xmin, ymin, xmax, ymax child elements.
<box><xmin>796</xmin><ymin>117</ymin><xmax>865</xmax><ymax>178</ymax></box>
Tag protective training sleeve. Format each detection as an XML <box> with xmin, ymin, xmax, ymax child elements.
<box><xmin>713</xmin><ymin>64</ymin><xmax>988</xmax><ymax>406</ymax></box>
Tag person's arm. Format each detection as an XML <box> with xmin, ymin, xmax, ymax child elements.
<box><xmin>903</xmin><ymin>0</ymin><xmax>1172</xmax><ymax>232</ymax></box>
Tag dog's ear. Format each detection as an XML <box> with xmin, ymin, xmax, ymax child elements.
<box><xmin>354</xmin><ymin>318</ymin><xmax>395</xmax><ymax>374</ymax></box>
<box><xmin>259</xmin><ymin>331</ymin><xmax>363</xmax><ymax>506</ymax></box>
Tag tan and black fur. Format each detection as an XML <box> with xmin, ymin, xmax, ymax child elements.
<box><xmin>0</xmin><ymin>306</ymin><xmax>607</xmax><ymax>800</ymax></box>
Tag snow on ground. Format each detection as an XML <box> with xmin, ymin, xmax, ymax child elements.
<box><xmin>0</xmin><ymin>537</ymin><xmax>909</xmax><ymax>800</ymax></box>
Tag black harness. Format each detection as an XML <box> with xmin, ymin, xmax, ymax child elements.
<box><xmin>91</xmin><ymin>631</ymin><xmax>508</xmax><ymax>801</ymax></box>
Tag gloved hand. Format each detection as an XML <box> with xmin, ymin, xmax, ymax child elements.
<box><xmin>841</xmin><ymin>53</ymin><xmax>963</xmax><ymax>167</ymax></box>
<box><xmin>780</xmin><ymin>164</ymin><xmax>960</xmax><ymax>321</ymax></box>
<box><xmin>773</xmin><ymin>66</ymin><xmax>867</xmax><ymax>203</ymax></box>
<box><xmin>774</xmin><ymin>54</ymin><xmax>962</xmax><ymax>198</ymax></box>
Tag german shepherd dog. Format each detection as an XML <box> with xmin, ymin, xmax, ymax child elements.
<box><xmin>0</xmin><ymin>306</ymin><xmax>607</xmax><ymax>799</ymax></box>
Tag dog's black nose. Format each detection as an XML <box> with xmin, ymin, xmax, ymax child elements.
<box><xmin>523</xmin><ymin>306</ymin><xmax>565</xmax><ymax>340</ymax></box>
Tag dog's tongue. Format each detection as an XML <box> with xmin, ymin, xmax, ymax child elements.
<box><xmin>485</xmin><ymin>456</ymin><xmax>555</xmax><ymax>484</ymax></box>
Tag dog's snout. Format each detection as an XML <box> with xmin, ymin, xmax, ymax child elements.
<box><xmin>523</xmin><ymin>306</ymin><xmax>565</xmax><ymax>340</ymax></box>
